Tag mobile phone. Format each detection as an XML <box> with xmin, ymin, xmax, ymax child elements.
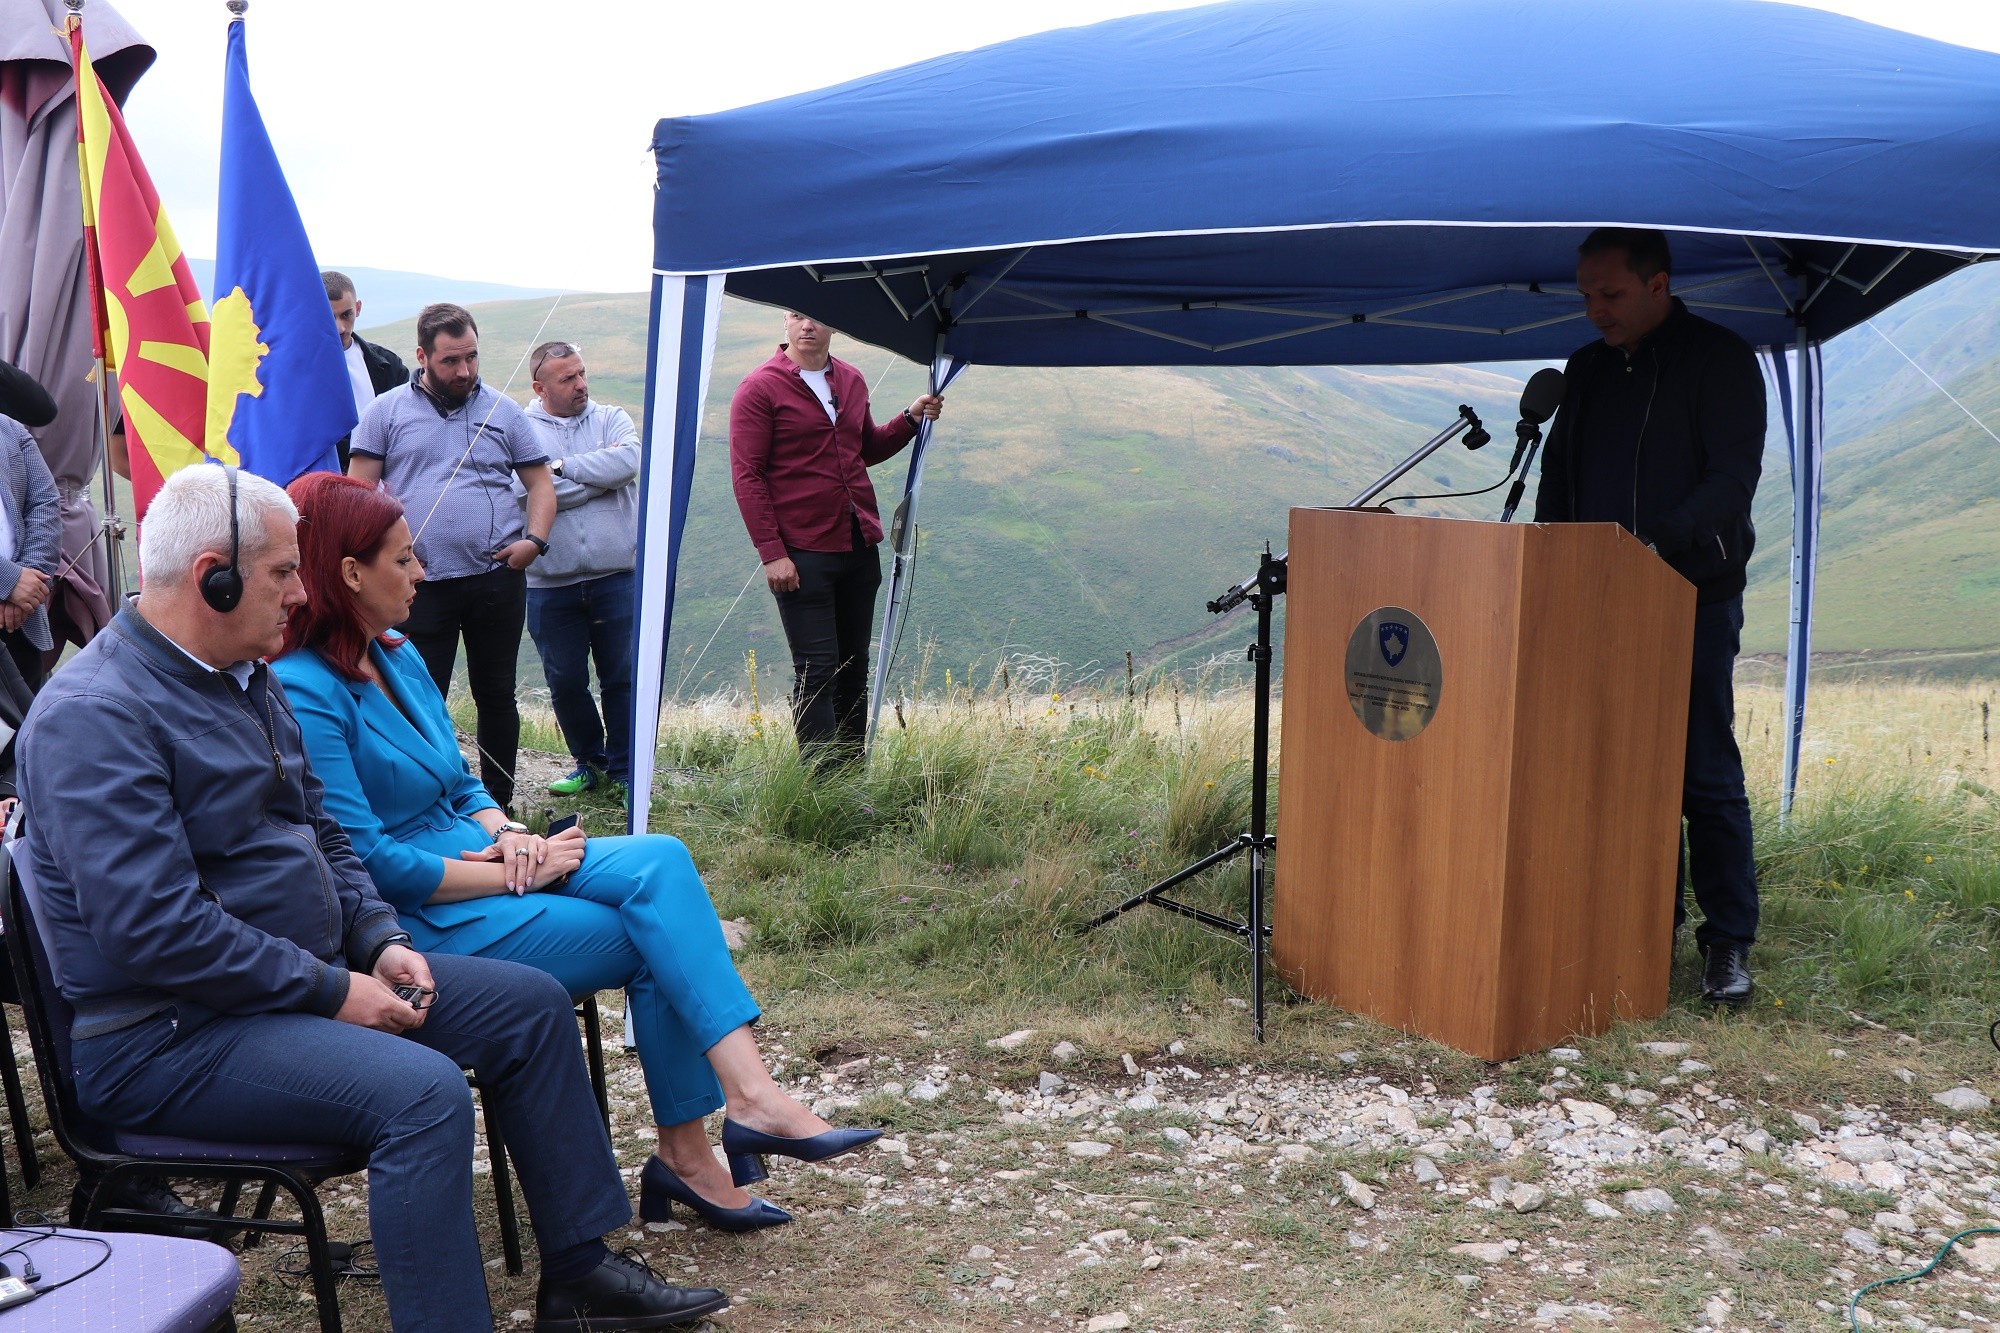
<box><xmin>547</xmin><ymin>813</ymin><xmax>579</xmax><ymax>836</ymax></box>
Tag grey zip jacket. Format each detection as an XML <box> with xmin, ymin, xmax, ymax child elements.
<box><xmin>515</xmin><ymin>398</ymin><xmax>640</xmax><ymax>589</ymax></box>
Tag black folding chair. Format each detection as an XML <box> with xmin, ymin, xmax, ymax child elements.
<box><xmin>3</xmin><ymin>840</ymin><xmax>365</xmax><ymax>1333</ymax></box>
<box><xmin>0</xmin><ymin>956</ymin><xmax>43</xmax><ymax>1220</ymax></box>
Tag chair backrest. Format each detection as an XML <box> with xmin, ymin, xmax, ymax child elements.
<box><xmin>1</xmin><ymin>836</ymin><xmax>115</xmax><ymax>1162</ymax></box>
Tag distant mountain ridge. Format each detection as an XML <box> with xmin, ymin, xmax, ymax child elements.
<box><xmin>186</xmin><ymin>259</ymin><xmax>562</xmax><ymax>326</ymax></box>
<box><xmin>360</xmin><ymin>264</ymin><xmax>2000</xmax><ymax>696</ymax></box>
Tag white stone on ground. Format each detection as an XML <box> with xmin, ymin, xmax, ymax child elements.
<box><xmin>1623</xmin><ymin>1188</ymin><xmax>1676</xmax><ymax>1215</ymax></box>
<box><xmin>985</xmin><ymin>1029</ymin><xmax>1036</xmax><ymax>1051</ymax></box>
<box><xmin>1450</xmin><ymin>1241</ymin><xmax>1511</xmax><ymax>1264</ymax></box>
<box><xmin>1932</xmin><ymin>1086</ymin><xmax>1991</xmax><ymax>1112</ymax></box>
<box><xmin>1508</xmin><ymin>1182</ymin><xmax>1548</xmax><ymax>1213</ymax></box>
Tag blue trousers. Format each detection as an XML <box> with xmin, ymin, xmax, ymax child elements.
<box><xmin>526</xmin><ymin>571</ymin><xmax>636</xmax><ymax>785</ymax></box>
<box><xmin>1676</xmin><ymin>596</ymin><xmax>1759</xmax><ymax>949</ymax></box>
<box><xmin>409</xmin><ymin>835</ymin><xmax>758</xmax><ymax>1128</ymax></box>
<box><xmin>73</xmin><ymin>953</ymin><xmax>628</xmax><ymax>1333</ymax></box>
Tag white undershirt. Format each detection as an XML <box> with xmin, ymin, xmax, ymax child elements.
<box><xmin>345</xmin><ymin>340</ymin><xmax>377</xmax><ymax>418</ymax></box>
<box><xmin>799</xmin><ymin>367</ymin><xmax>838</xmax><ymax>423</ymax></box>
<box><xmin>157</xmin><ymin>624</ymin><xmax>255</xmax><ymax>688</ymax></box>
<box><xmin>0</xmin><ymin>496</ymin><xmax>14</xmax><ymax>565</ymax></box>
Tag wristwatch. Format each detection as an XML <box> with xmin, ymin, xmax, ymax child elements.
<box><xmin>522</xmin><ymin>534</ymin><xmax>550</xmax><ymax>556</ymax></box>
<box><xmin>495</xmin><ymin>820</ymin><xmax>531</xmax><ymax>837</ymax></box>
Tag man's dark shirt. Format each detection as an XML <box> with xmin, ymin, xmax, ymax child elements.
<box><xmin>1534</xmin><ymin>299</ymin><xmax>1766</xmax><ymax>605</ymax></box>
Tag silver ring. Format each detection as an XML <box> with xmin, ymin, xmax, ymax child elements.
<box><xmin>514</xmin><ymin>847</ymin><xmax>530</xmax><ymax>857</ymax></box>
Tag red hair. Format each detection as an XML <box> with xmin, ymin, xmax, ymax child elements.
<box><xmin>282</xmin><ymin>471</ymin><xmax>409</xmax><ymax>682</ymax></box>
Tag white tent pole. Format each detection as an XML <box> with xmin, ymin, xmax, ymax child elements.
<box><xmin>1778</xmin><ymin>278</ymin><xmax>1819</xmax><ymax>824</ymax></box>
<box><xmin>627</xmin><ymin>273</ymin><xmax>723</xmax><ymax>833</ymax></box>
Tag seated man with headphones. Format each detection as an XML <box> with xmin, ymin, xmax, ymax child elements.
<box><xmin>15</xmin><ymin>464</ymin><xmax>724</xmax><ymax>1332</ymax></box>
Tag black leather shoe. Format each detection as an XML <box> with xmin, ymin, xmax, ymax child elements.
<box><xmin>1700</xmin><ymin>944</ymin><xmax>1754</xmax><ymax>1006</ymax></box>
<box><xmin>74</xmin><ymin>1172</ymin><xmax>241</xmax><ymax>1246</ymax></box>
<box><xmin>535</xmin><ymin>1249</ymin><xmax>728</xmax><ymax>1331</ymax></box>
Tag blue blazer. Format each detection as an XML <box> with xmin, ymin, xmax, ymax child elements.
<box><xmin>273</xmin><ymin>635</ymin><xmax>560</xmax><ymax>956</ymax></box>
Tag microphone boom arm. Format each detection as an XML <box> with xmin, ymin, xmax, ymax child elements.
<box><xmin>1208</xmin><ymin>403</ymin><xmax>1486</xmax><ymax>615</ymax></box>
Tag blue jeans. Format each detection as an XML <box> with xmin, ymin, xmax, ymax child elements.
<box><xmin>407</xmin><ymin>835</ymin><xmax>760</xmax><ymax>1129</ymax></box>
<box><xmin>73</xmin><ymin>953</ymin><xmax>629</xmax><ymax>1333</ymax></box>
<box><xmin>526</xmin><ymin>571</ymin><xmax>635</xmax><ymax>785</ymax></box>
<box><xmin>1676</xmin><ymin>596</ymin><xmax>1759</xmax><ymax>949</ymax></box>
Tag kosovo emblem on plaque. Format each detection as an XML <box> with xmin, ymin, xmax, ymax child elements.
<box><xmin>1378</xmin><ymin>621</ymin><xmax>1410</xmax><ymax>667</ymax></box>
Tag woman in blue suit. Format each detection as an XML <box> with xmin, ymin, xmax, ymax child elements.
<box><xmin>272</xmin><ymin>473</ymin><xmax>876</xmax><ymax>1232</ymax></box>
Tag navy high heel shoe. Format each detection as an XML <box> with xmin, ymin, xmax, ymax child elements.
<box><xmin>720</xmin><ymin>1119</ymin><xmax>884</xmax><ymax>1186</ymax></box>
<box><xmin>638</xmin><ymin>1156</ymin><xmax>792</xmax><ymax>1232</ymax></box>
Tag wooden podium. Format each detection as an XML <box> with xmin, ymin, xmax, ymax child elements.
<box><xmin>1272</xmin><ymin>509</ymin><xmax>1695</xmax><ymax>1060</ymax></box>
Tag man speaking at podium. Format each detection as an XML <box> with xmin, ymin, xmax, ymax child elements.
<box><xmin>1534</xmin><ymin>227</ymin><xmax>1765</xmax><ymax>1007</ymax></box>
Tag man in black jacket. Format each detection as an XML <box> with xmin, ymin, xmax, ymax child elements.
<box><xmin>323</xmin><ymin>270</ymin><xmax>410</xmax><ymax>471</ymax></box>
<box><xmin>1534</xmin><ymin>227</ymin><xmax>1765</xmax><ymax>1005</ymax></box>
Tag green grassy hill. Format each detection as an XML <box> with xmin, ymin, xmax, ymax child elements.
<box><xmin>364</xmin><ymin>264</ymin><xmax>2000</xmax><ymax>699</ymax></box>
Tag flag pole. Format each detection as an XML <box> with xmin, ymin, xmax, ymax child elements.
<box><xmin>65</xmin><ymin>0</ymin><xmax>125</xmax><ymax>604</ymax></box>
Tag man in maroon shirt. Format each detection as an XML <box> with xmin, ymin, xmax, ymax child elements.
<box><xmin>730</xmin><ymin>311</ymin><xmax>943</xmax><ymax>765</ymax></box>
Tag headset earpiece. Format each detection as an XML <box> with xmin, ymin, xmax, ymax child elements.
<box><xmin>200</xmin><ymin>463</ymin><xmax>245</xmax><ymax>614</ymax></box>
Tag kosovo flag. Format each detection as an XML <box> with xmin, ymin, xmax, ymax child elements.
<box><xmin>207</xmin><ymin>15</ymin><xmax>354</xmax><ymax>483</ymax></box>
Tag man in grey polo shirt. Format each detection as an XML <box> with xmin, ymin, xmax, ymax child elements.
<box><xmin>349</xmin><ymin>303</ymin><xmax>555</xmax><ymax>811</ymax></box>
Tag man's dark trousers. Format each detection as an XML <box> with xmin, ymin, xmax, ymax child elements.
<box><xmin>400</xmin><ymin>566</ymin><xmax>527</xmax><ymax>808</ymax></box>
<box><xmin>526</xmin><ymin>570</ymin><xmax>636</xmax><ymax>785</ymax></box>
<box><xmin>72</xmin><ymin>953</ymin><xmax>629</xmax><ymax>1333</ymax></box>
<box><xmin>774</xmin><ymin>545</ymin><xmax>881</xmax><ymax>762</ymax></box>
<box><xmin>1677</xmin><ymin>595</ymin><xmax>1759</xmax><ymax>950</ymax></box>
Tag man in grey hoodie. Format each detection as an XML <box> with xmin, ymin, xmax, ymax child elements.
<box><xmin>517</xmin><ymin>342</ymin><xmax>639</xmax><ymax>797</ymax></box>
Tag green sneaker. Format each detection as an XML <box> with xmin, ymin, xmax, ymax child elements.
<box><xmin>547</xmin><ymin>766</ymin><xmax>604</xmax><ymax>796</ymax></box>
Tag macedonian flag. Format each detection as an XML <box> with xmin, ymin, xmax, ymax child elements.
<box><xmin>71</xmin><ymin>18</ymin><xmax>209</xmax><ymax>520</ymax></box>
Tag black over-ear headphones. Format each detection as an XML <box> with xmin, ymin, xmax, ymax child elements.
<box><xmin>200</xmin><ymin>463</ymin><xmax>245</xmax><ymax>614</ymax></box>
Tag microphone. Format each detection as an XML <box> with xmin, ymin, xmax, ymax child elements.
<box><xmin>1518</xmin><ymin>367</ymin><xmax>1565</xmax><ymax>427</ymax></box>
<box><xmin>1459</xmin><ymin>405</ymin><xmax>1491</xmax><ymax>450</ymax></box>
<box><xmin>1508</xmin><ymin>367</ymin><xmax>1565</xmax><ymax>467</ymax></box>
<box><xmin>1498</xmin><ymin>367</ymin><xmax>1565</xmax><ymax>523</ymax></box>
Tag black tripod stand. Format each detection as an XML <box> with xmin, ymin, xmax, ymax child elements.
<box><xmin>1075</xmin><ymin>546</ymin><xmax>1283</xmax><ymax>1041</ymax></box>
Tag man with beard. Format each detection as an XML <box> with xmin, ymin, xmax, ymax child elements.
<box><xmin>349</xmin><ymin>303</ymin><xmax>555</xmax><ymax>812</ymax></box>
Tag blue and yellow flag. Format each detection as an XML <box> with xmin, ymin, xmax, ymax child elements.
<box><xmin>207</xmin><ymin>14</ymin><xmax>353</xmax><ymax>483</ymax></box>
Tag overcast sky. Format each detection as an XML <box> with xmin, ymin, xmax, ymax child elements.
<box><xmin>103</xmin><ymin>0</ymin><xmax>2000</xmax><ymax>295</ymax></box>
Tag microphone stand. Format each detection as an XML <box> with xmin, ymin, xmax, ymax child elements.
<box><xmin>1498</xmin><ymin>421</ymin><xmax>1545</xmax><ymax>522</ymax></box>
<box><xmin>1073</xmin><ymin>546</ymin><xmax>1282</xmax><ymax>1042</ymax></box>
<box><xmin>1074</xmin><ymin>402</ymin><xmax>1486</xmax><ymax>1042</ymax></box>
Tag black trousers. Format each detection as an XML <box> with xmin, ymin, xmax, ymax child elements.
<box><xmin>399</xmin><ymin>566</ymin><xmax>526</xmax><ymax>809</ymax></box>
<box><xmin>772</xmin><ymin>545</ymin><xmax>881</xmax><ymax>763</ymax></box>
<box><xmin>2</xmin><ymin>631</ymin><xmax>43</xmax><ymax>692</ymax></box>
<box><xmin>1676</xmin><ymin>595</ymin><xmax>1759</xmax><ymax>950</ymax></box>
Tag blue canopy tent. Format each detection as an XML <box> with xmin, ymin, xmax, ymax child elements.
<box><xmin>632</xmin><ymin>0</ymin><xmax>2000</xmax><ymax>830</ymax></box>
